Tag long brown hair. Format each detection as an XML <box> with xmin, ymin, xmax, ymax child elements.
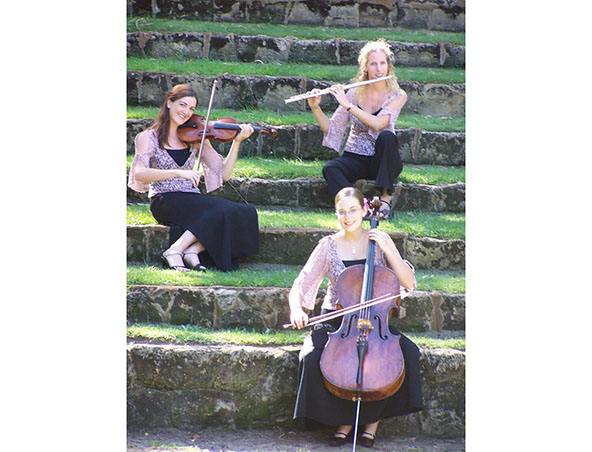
<box><xmin>149</xmin><ymin>84</ymin><xmax>198</xmax><ymax>148</ymax></box>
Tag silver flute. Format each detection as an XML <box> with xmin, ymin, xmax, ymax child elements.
<box><xmin>284</xmin><ymin>75</ymin><xmax>394</xmax><ymax>104</ymax></box>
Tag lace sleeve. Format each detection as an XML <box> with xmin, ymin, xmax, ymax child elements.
<box><xmin>367</xmin><ymin>89</ymin><xmax>407</xmax><ymax>140</ymax></box>
<box><xmin>322</xmin><ymin>89</ymin><xmax>355</xmax><ymax>153</ymax></box>
<box><xmin>198</xmin><ymin>142</ymin><xmax>224</xmax><ymax>193</ymax></box>
<box><xmin>289</xmin><ymin>237</ymin><xmax>330</xmax><ymax>311</ymax></box>
<box><xmin>127</xmin><ymin>132</ymin><xmax>154</xmax><ymax>193</ymax></box>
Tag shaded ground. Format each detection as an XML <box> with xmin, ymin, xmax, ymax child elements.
<box><xmin>128</xmin><ymin>427</ymin><xmax>465</xmax><ymax>452</ymax></box>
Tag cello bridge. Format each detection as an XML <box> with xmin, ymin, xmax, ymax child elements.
<box><xmin>357</xmin><ymin>319</ymin><xmax>374</xmax><ymax>330</ymax></box>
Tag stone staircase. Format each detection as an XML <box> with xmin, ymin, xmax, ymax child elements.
<box><xmin>127</xmin><ymin>2</ymin><xmax>465</xmax><ymax>445</ymax></box>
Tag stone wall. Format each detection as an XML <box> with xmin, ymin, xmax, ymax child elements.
<box><xmin>126</xmin><ymin>119</ymin><xmax>466</xmax><ymax>165</ymax></box>
<box><xmin>127</xmin><ymin>342</ymin><xmax>465</xmax><ymax>437</ymax></box>
<box><xmin>127</xmin><ymin>71</ymin><xmax>466</xmax><ymax>117</ymax></box>
<box><xmin>128</xmin><ymin>32</ymin><xmax>465</xmax><ymax>68</ymax></box>
<box><xmin>127</xmin><ymin>285</ymin><xmax>466</xmax><ymax>332</ymax></box>
<box><xmin>127</xmin><ymin>0</ymin><xmax>465</xmax><ymax>32</ymax></box>
<box><xmin>127</xmin><ymin>225</ymin><xmax>466</xmax><ymax>270</ymax></box>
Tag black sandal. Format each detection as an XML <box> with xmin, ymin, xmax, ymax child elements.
<box><xmin>359</xmin><ymin>431</ymin><xmax>376</xmax><ymax>448</ymax></box>
<box><xmin>329</xmin><ymin>431</ymin><xmax>349</xmax><ymax>447</ymax></box>
<box><xmin>183</xmin><ymin>252</ymin><xmax>207</xmax><ymax>272</ymax></box>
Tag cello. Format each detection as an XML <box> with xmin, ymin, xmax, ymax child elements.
<box><xmin>319</xmin><ymin>197</ymin><xmax>405</xmax><ymax>450</ymax></box>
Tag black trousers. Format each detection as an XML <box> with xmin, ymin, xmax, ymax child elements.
<box><xmin>322</xmin><ymin>131</ymin><xmax>403</xmax><ymax>201</ymax></box>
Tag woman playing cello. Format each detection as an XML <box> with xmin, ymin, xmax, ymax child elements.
<box><xmin>288</xmin><ymin>187</ymin><xmax>423</xmax><ymax>448</ymax></box>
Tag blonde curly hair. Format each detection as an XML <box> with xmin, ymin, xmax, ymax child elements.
<box><xmin>353</xmin><ymin>39</ymin><xmax>399</xmax><ymax>102</ymax></box>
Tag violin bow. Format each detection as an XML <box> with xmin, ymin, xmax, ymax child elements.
<box><xmin>194</xmin><ymin>80</ymin><xmax>218</xmax><ymax>173</ymax></box>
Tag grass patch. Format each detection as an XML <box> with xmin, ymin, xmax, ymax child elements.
<box><xmin>127</xmin><ymin>263</ymin><xmax>303</xmax><ymax>288</ymax></box>
<box><xmin>127</xmin><ymin>57</ymin><xmax>465</xmax><ymax>84</ymax></box>
<box><xmin>128</xmin><ymin>17</ymin><xmax>466</xmax><ymax>46</ymax></box>
<box><xmin>128</xmin><ymin>323</ymin><xmax>308</xmax><ymax>345</ymax></box>
<box><xmin>231</xmin><ymin>159</ymin><xmax>465</xmax><ymax>184</ymax></box>
<box><xmin>126</xmin><ymin>204</ymin><xmax>465</xmax><ymax>239</ymax></box>
<box><xmin>127</xmin><ymin>322</ymin><xmax>465</xmax><ymax>350</ymax></box>
<box><xmin>127</xmin><ymin>264</ymin><xmax>465</xmax><ymax>293</ymax></box>
<box><xmin>126</xmin><ymin>155</ymin><xmax>464</xmax><ymax>184</ymax></box>
<box><xmin>127</xmin><ymin>106</ymin><xmax>466</xmax><ymax>131</ymax></box>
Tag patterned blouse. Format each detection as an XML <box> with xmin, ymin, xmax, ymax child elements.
<box><xmin>127</xmin><ymin>129</ymin><xmax>224</xmax><ymax>198</ymax></box>
<box><xmin>289</xmin><ymin>234</ymin><xmax>416</xmax><ymax>311</ymax></box>
<box><xmin>322</xmin><ymin>88</ymin><xmax>407</xmax><ymax>156</ymax></box>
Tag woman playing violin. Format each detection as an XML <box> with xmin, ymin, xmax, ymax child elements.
<box><xmin>289</xmin><ymin>187</ymin><xmax>423</xmax><ymax>448</ymax></box>
<box><xmin>307</xmin><ymin>39</ymin><xmax>406</xmax><ymax>219</ymax></box>
<box><xmin>128</xmin><ymin>84</ymin><xmax>258</xmax><ymax>272</ymax></box>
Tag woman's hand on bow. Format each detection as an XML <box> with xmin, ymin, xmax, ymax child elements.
<box><xmin>290</xmin><ymin>306</ymin><xmax>309</xmax><ymax>330</ymax></box>
<box><xmin>176</xmin><ymin>170</ymin><xmax>201</xmax><ymax>188</ymax></box>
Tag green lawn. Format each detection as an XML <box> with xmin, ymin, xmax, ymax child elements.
<box><xmin>128</xmin><ymin>17</ymin><xmax>466</xmax><ymax>46</ymax></box>
<box><xmin>127</xmin><ymin>264</ymin><xmax>465</xmax><ymax>294</ymax></box>
<box><xmin>127</xmin><ymin>57</ymin><xmax>465</xmax><ymax>84</ymax></box>
<box><xmin>127</xmin><ymin>323</ymin><xmax>465</xmax><ymax>350</ymax></box>
<box><xmin>127</xmin><ymin>204</ymin><xmax>465</xmax><ymax>239</ymax></box>
<box><xmin>126</xmin><ymin>155</ymin><xmax>465</xmax><ymax>185</ymax></box>
<box><xmin>127</xmin><ymin>107</ymin><xmax>466</xmax><ymax>131</ymax></box>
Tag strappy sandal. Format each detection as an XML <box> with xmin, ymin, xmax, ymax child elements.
<box><xmin>378</xmin><ymin>198</ymin><xmax>393</xmax><ymax>220</ymax></box>
<box><xmin>162</xmin><ymin>250</ymin><xmax>190</xmax><ymax>272</ymax></box>
<box><xmin>183</xmin><ymin>252</ymin><xmax>207</xmax><ymax>272</ymax></box>
<box><xmin>359</xmin><ymin>431</ymin><xmax>376</xmax><ymax>448</ymax></box>
<box><xmin>329</xmin><ymin>431</ymin><xmax>349</xmax><ymax>447</ymax></box>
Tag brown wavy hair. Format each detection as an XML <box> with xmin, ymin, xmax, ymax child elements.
<box><xmin>149</xmin><ymin>84</ymin><xmax>198</xmax><ymax>148</ymax></box>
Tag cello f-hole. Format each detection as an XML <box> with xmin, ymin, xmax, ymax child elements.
<box><xmin>340</xmin><ymin>314</ymin><xmax>357</xmax><ymax>338</ymax></box>
<box><xmin>373</xmin><ymin>315</ymin><xmax>389</xmax><ymax>340</ymax></box>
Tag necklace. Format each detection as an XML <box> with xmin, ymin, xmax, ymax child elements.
<box><xmin>345</xmin><ymin>233</ymin><xmax>366</xmax><ymax>255</ymax></box>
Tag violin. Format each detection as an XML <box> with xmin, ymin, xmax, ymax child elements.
<box><xmin>178</xmin><ymin>114</ymin><xmax>278</xmax><ymax>143</ymax></box>
<box><xmin>319</xmin><ymin>197</ymin><xmax>405</xmax><ymax>435</ymax></box>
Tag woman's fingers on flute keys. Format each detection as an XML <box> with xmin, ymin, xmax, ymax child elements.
<box><xmin>307</xmin><ymin>89</ymin><xmax>322</xmax><ymax>107</ymax></box>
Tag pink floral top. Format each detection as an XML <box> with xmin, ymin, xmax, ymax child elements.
<box><xmin>322</xmin><ymin>88</ymin><xmax>407</xmax><ymax>156</ymax></box>
<box><xmin>127</xmin><ymin>129</ymin><xmax>224</xmax><ymax>198</ymax></box>
<box><xmin>289</xmin><ymin>234</ymin><xmax>415</xmax><ymax>311</ymax></box>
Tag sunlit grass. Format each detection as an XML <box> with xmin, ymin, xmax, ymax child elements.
<box><xmin>126</xmin><ymin>203</ymin><xmax>465</xmax><ymax>239</ymax></box>
<box><xmin>125</xmin><ymin>155</ymin><xmax>464</xmax><ymax>185</ymax></box>
<box><xmin>126</xmin><ymin>107</ymin><xmax>465</xmax><ymax>131</ymax></box>
<box><xmin>127</xmin><ymin>323</ymin><xmax>465</xmax><ymax>350</ymax></box>
<box><xmin>127</xmin><ymin>264</ymin><xmax>464</xmax><ymax>293</ymax></box>
<box><xmin>127</xmin><ymin>57</ymin><xmax>465</xmax><ymax>84</ymax></box>
<box><xmin>127</xmin><ymin>17</ymin><xmax>466</xmax><ymax>46</ymax></box>
<box><xmin>127</xmin><ymin>264</ymin><xmax>303</xmax><ymax>288</ymax></box>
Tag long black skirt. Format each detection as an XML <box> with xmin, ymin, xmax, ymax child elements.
<box><xmin>294</xmin><ymin>313</ymin><xmax>423</xmax><ymax>428</ymax></box>
<box><xmin>149</xmin><ymin>191</ymin><xmax>259</xmax><ymax>272</ymax></box>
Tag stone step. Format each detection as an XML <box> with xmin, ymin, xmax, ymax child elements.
<box><xmin>128</xmin><ymin>71</ymin><xmax>465</xmax><ymax>117</ymax></box>
<box><xmin>127</xmin><ymin>341</ymin><xmax>465</xmax><ymax>437</ymax></box>
<box><xmin>127</xmin><ymin>284</ymin><xmax>465</xmax><ymax>332</ymax></box>
<box><xmin>128</xmin><ymin>32</ymin><xmax>465</xmax><ymax>68</ymax></box>
<box><xmin>127</xmin><ymin>119</ymin><xmax>466</xmax><ymax>165</ymax></box>
<box><xmin>127</xmin><ymin>226</ymin><xmax>465</xmax><ymax>270</ymax></box>
<box><xmin>127</xmin><ymin>178</ymin><xmax>465</xmax><ymax>213</ymax></box>
<box><xmin>127</xmin><ymin>0</ymin><xmax>465</xmax><ymax>32</ymax></box>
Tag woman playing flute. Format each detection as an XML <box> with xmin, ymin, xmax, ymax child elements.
<box><xmin>307</xmin><ymin>39</ymin><xmax>406</xmax><ymax>219</ymax></box>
